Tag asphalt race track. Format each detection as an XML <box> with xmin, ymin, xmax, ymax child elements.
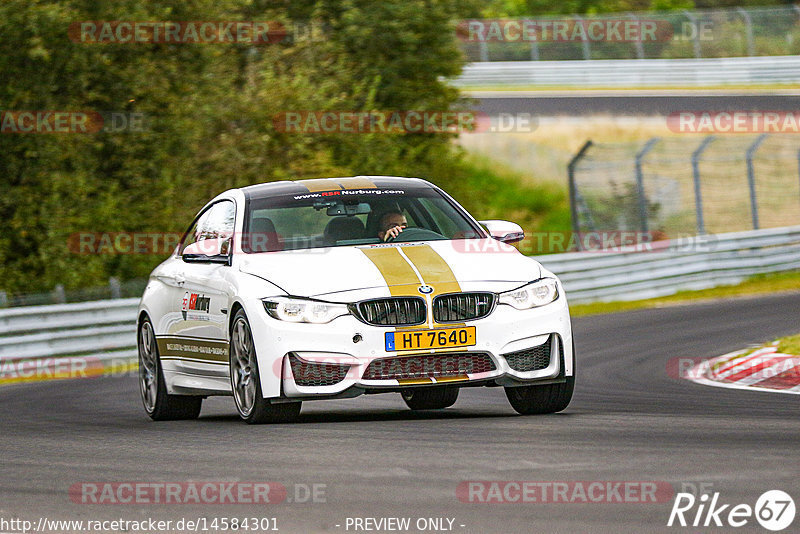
<box><xmin>1</xmin><ymin>292</ymin><xmax>799</xmax><ymax>533</ymax></box>
<box><xmin>473</xmin><ymin>92</ymin><xmax>800</xmax><ymax>116</ymax></box>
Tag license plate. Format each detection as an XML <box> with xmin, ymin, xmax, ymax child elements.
<box><xmin>385</xmin><ymin>326</ymin><xmax>476</xmax><ymax>352</ymax></box>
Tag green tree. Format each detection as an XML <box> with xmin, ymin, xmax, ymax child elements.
<box><xmin>0</xmin><ymin>0</ymin><xmax>469</xmax><ymax>296</ymax></box>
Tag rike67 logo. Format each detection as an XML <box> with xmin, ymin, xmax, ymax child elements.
<box><xmin>668</xmin><ymin>490</ymin><xmax>795</xmax><ymax>531</ymax></box>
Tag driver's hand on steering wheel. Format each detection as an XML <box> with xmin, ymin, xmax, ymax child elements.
<box><xmin>383</xmin><ymin>224</ymin><xmax>406</xmax><ymax>241</ymax></box>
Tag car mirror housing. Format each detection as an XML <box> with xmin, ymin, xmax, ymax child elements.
<box><xmin>182</xmin><ymin>253</ymin><xmax>231</xmax><ymax>265</ymax></box>
<box><xmin>478</xmin><ymin>220</ymin><xmax>525</xmax><ymax>244</ymax></box>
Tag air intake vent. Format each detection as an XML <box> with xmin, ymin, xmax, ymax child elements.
<box><xmin>362</xmin><ymin>352</ymin><xmax>496</xmax><ymax>380</ymax></box>
<box><xmin>432</xmin><ymin>292</ymin><xmax>495</xmax><ymax>322</ymax></box>
<box><xmin>502</xmin><ymin>336</ymin><xmax>552</xmax><ymax>372</ymax></box>
<box><xmin>289</xmin><ymin>354</ymin><xmax>350</xmax><ymax>387</ymax></box>
<box><xmin>354</xmin><ymin>297</ymin><xmax>426</xmax><ymax>326</ymax></box>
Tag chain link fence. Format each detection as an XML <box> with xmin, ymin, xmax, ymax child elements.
<box><xmin>461</xmin><ymin>5</ymin><xmax>800</xmax><ymax>62</ymax></box>
<box><xmin>569</xmin><ymin>135</ymin><xmax>800</xmax><ymax>243</ymax></box>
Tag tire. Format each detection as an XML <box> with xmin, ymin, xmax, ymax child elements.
<box><xmin>401</xmin><ymin>386</ymin><xmax>459</xmax><ymax>410</ymax></box>
<box><xmin>504</xmin><ymin>340</ymin><xmax>575</xmax><ymax>415</ymax></box>
<box><xmin>138</xmin><ymin>317</ymin><xmax>202</xmax><ymax>421</ymax></box>
<box><xmin>230</xmin><ymin>309</ymin><xmax>301</xmax><ymax>424</ymax></box>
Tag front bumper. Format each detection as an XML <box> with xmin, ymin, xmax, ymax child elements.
<box><xmin>252</xmin><ymin>294</ymin><xmax>573</xmax><ymax>400</ymax></box>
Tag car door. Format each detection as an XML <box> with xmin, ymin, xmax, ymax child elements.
<box><xmin>164</xmin><ymin>200</ymin><xmax>236</xmax><ymax>378</ymax></box>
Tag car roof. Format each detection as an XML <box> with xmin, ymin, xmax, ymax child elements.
<box><xmin>240</xmin><ymin>176</ymin><xmax>435</xmax><ymax>199</ymax></box>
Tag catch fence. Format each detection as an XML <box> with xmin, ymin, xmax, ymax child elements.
<box><xmin>569</xmin><ymin>134</ymin><xmax>800</xmax><ymax>242</ymax></box>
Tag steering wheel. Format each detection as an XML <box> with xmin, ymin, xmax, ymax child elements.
<box><xmin>386</xmin><ymin>227</ymin><xmax>445</xmax><ymax>242</ymax></box>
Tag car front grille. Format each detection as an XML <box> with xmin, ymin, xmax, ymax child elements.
<box><xmin>502</xmin><ymin>336</ymin><xmax>552</xmax><ymax>372</ymax></box>
<box><xmin>288</xmin><ymin>354</ymin><xmax>350</xmax><ymax>387</ymax></box>
<box><xmin>353</xmin><ymin>297</ymin><xmax>426</xmax><ymax>326</ymax></box>
<box><xmin>432</xmin><ymin>292</ymin><xmax>495</xmax><ymax>322</ymax></box>
<box><xmin>362</xmin><ymin>352</ymin><xmax>496</xmax><ymax>380</ymax></box>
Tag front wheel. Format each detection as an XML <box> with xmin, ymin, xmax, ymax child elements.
<box><xmin>138</xmin><ymin>317</ymin><xmax>202</xmax><ymax>420</ymax></box>
<box><xmin>504</xmin><ymin>341</ymin><xmax>575</xmax><ymax>415</ymax></box>
<box><xmin>230</xmin><ymin>310</ymin><xmax>301</xmax><ymax>424</ymax></box>
<box><xmin>401</xmin><ymin>386</ymin><xmax>459</xmax><ymax>410</ymax></box>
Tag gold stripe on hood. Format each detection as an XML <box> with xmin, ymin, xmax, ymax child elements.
<box><xmin>360</xmin><ymin>246</ymin><xmax>420</xmax><ymax>297</ymax></box>
<box><xmin>401</xmin><ymin>244</ymin><xmax>461</xmax><ymax>297</ymax></box>
<box><xmin>361</xmin><ymin>244</ymin><xmax>465</xmax><ymax>327</ymax></box>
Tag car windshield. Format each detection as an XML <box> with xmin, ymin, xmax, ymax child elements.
<box><xmin>242</xmin><ymin>186</ymin><xmax>482</xmax><ymax>253</ymax></box>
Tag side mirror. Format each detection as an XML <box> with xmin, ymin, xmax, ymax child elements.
<box><xmin>182</xmin><ymin>253</ymin><xmax>231</xmax><ymax>265</ymax></box>
<box><xmin>181</xmin><ymin>238</ymin><xmax>232</xmax><ymax>265</ymax></box>
<box><xmin>479</xmin><ymin>220</ymin><xmax>525</xmax><ymax>244</ymax></box>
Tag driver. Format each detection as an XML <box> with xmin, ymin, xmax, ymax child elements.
<box><xmin>377</xmin><ymin>210</ymin><xmax>408</xmax><ymax>242</ymax></box>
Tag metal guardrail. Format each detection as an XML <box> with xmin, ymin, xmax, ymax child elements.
<box><xmin>0</xmin><ymin>225</ymin><xmax>798</xmax><ymax>366</ymax></box>
<box><xmin>0</xmin><ymin>299</ymin><xmax>139</xmax><ymax>364</ymax></box>
<box><xmin>537</xmin><ymin>225</ymin><xmax>800</xmax><ymax>302</ymax></box>
<box><xmin>454</xmin><ymin>55</ymin><xmax>800</xmax><ymax>87</ymax></box>
<box><xmin>459</xmin><ymin>5</ymin><xmax>800</xmax><ymax>62</ymax></box>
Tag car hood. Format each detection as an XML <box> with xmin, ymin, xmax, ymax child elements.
<box><xmin>238</xmin><ymin>239</ymin><xmax>541</xmax><ymax>300</ymax></box>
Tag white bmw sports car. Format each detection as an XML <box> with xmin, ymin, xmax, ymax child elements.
<box><xmin>137</xmin><ymin>176</ymin><xmax>575</xmax><ymax>423</ymax></box>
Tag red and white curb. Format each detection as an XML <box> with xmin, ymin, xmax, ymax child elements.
<box><xmin>685</xmin><ymin>343</ymin><xmax>800</xmax><ymax>394</ymax></box>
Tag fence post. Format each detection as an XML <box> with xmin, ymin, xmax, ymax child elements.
<box><xmin>478</xmin><ymin>40</ymin><xmax>489</xmax><ymax>62</ymax></box>
<box><xmin>682</xmin><ymin>10</ymin><xmax>702</xmax><ymax>58</ymax></box>
<box><xmin>567</xmin><ymin>140</ymin><xmax>594</xmax><ymax>250</ymax></box>
<box><xmin>745</xmin><ymin>133</ymin><xmax>768</xmax><ymax>230</ymax></box>
<box><xmin>691</xmin><ymin>136</ymin><xmax>715</xmax><ymax>235</ymax></box>
<box><xmin>109</xmin><ymin>277</ymin><xmax>121</xmax><ymax>299</ymax></box>
<box><xmin>0</xmin><ymin>291</ymin><xmax>7</xmax><ymax>308</ymax></box>
<box><xmin>525</xmin><ymin>19</ymin><xmax>540</xmax><ymax>60</ymax></box>
<box><xmin>736</xmin><ymin>8</ymin><xmax>756</xmax><ymax>57</ymax></box>
<box><xmin>53</xmin><ymin>284</ymin><xmax>66</xmax><ymax>304</ymax></box>
<box><xmin>634</xmin><ymin>137</ymin><xmax>660</xmax><ymax>234</ymax></box>
<box><xmin>573</xmin><ymin>16</ymin><xmax>592</xmax><ymax>60</ymax></box>
<box><xmin>628</xmin><ymin>13</ymin><xmax>645</xmax><ymax>59</ymax></box>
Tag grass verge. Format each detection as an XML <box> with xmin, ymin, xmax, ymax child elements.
<box><xmin>726</xmin><ymin>331</ymin><xmax>800</xmax><ymax>363</ymax></box>
<box><xmin>777</xmin><ymin>333</ymin><xmax>800</xmax><ymax>355</ymax></box>
<box><xmin>570</xmin><ymin>270</ymin><xmax>800</xmax><ymax>317</ymax></box>
<box><xmin>443</xmin><ymin>152</ymin><xmax>572</xmax><ymax>235</ymax></box>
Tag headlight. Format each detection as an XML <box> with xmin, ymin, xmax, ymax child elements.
<box><xmin>263</xmin><ymin>297</ymin><xmax>349</xmax><ymax>324</ymax></box>
<box><xmin>498</xmin><ymin>278</ymin><xmax>559</xmax><ymax>310</ymax></box>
